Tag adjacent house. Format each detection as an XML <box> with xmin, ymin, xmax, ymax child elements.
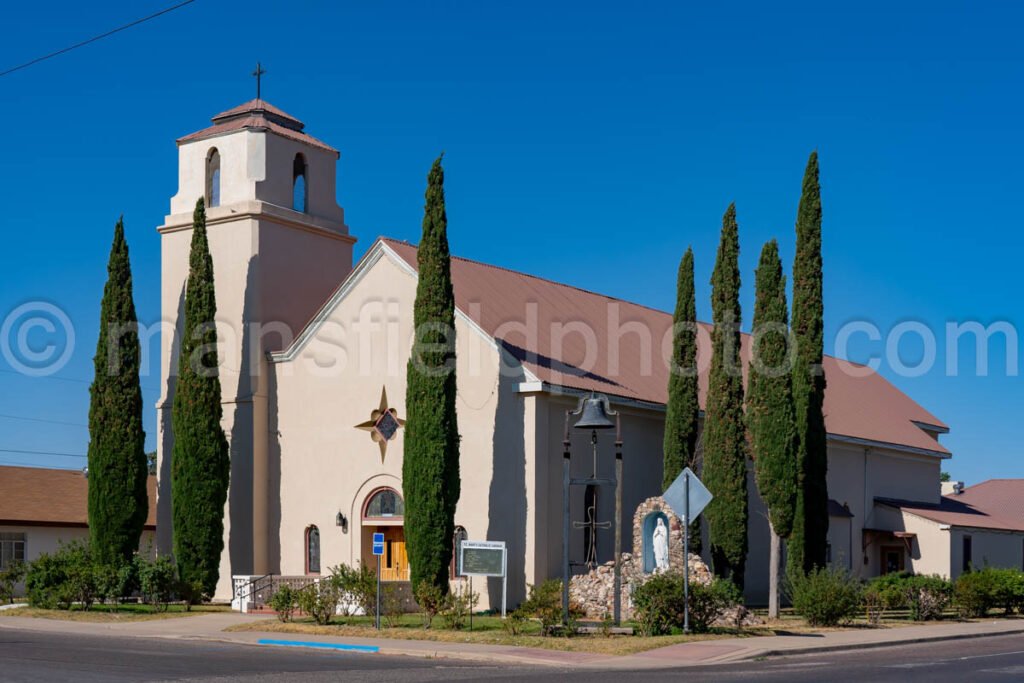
<box><xmin>873</xmin><ymin>479</ymin><xmax>1024</xmax><ymax>580</ymax></box>
<box><xmin>0</xmin><ymin>465</ymin><xmax>157</xmax><ymax>595</ymax></box>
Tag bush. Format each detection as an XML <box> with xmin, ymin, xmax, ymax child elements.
<box><xmin>864</xmin><ymin>573</ymin><xmax>951</xmax><ymax>622</ymax></box>
<box><xmin>0</xmin><ymin>560</ymin><xmax>26</xmax><ymax>604</ymax></box>
<box><xmin>381</xmin><ymin>583</ymin><xmax>407</xmax><ymax>628</ymax></box>
<box><xmin>904</xmin><ymin>575</ymin><xmax>952</xmax><ymax>621</ymax></box>
<box><xmin>269</xmin><ymin>585</ymin><xmax>297</xmax><ymax>623</ymax></box>
<box><xmin>632</xmin><ymin>572</ymin><xmax>741</xmax><ymax>635</ymax></box>
<box><xmin>298</xmin><ymin>580</ymin><xmax>341</xmax><ymax>625</ymax></box>
<box><xmin>25</xmin><ymin>540</ymin><xmax>97</xmax><ymax>610</ymax></box>
<box><xmin>952</xmin><ymin>567</ymin><xmax>1024</xmax><ymax>618</ymax></box>
<box><xmin>989</xmin><ymin>568</ymin><xmax>1024</xmax><ymax>615</ymax></box>
<box><xmin>440</xmin><ymin>581</ymin><xmax>478</xmax><ymax>630</ymax></box>
<box><xmin>788</xmin><ymin>566</ymin><xmax>861</xmax><ymax>627</ymax></box>
<box><xmin>330</xmin><ymin>563</ymin><xmax>377</xmax><ymax>617</ymax></box>
<box><xmin>518</xmin><ymin>579</ymin><xmax>571</xmax><ymax>636</ymax></box>
<box><xmin>503</xmin><ymin>609</ymin><xmax>528</xmax><ymax>635</ymax></box>
<box><xmin>137</xmin><ymin>555</ymin><xmax>180</xmax><ymax>611</ymax></box>
<box><xmin>415</xmin><ymin>580</ymin><xmax>444</xmax><ymax>629</ymax></box>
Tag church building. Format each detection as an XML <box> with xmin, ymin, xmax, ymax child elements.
<box><xmin>156</xmin><ymin>99</ymin><xmax>955</xmax><ymax>606</ymax></box>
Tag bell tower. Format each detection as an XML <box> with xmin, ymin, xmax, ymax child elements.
<box><xmin>155</xmin><ymin>99</ymin><xmax>356</xmax><ymax>599</ymax></box>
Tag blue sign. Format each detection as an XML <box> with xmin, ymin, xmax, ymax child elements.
<box><xmin>372</xmin><ymin>532</ymin><xmax>385</xmax><ymax>556</ymax></box>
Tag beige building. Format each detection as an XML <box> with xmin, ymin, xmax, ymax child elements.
<box><xmin>157</xmin><ymin>99</ymin><xmax>979</xmax><ymax>606</ymax></box>
<box><xmin>0</xmin><ymin>466</ymin><xmax>157</xmax><ymax>597</ymax></box>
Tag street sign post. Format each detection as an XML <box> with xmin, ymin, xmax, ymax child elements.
<box><xmin>459</xmin><ymin>540</ymin><xmax>508</xmax><ymax>617</ymax></box>
<box><xmin>663</xmin><ymin>467</ymin><xmax>713</xmax><ymax>634</ymax></box>
<box><xmin>372</xmin><ymin>532</ymin><xmax>385</xmax><ymax>630</ymax></box>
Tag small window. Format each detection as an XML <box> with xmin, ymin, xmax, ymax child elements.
<box><xmin>452</xmin><ymin>526</ymin><xmax>468</xmax><ymax>578</ymax></box>
<box><xmin>364</xmin><ymin>489</ymin><xmax>404</xmax><ymax>518</ymax></box>
<box><xmin>963</xmin><ymin>535</ymin><xmax>973</xmax><ymax>572</ymax></box>
<box><xmin>207</xmin><ymin>148</ymin><xmax>221</xmax><ymax>208</ymax></box>
<box><xmin>292</xmin><ymin>154</ymin><xmax>307</xmax><ymax>212</ymax></box>
<box><xmin>306</xmin><ymin>526</ymin><xmax>320</xmax><ymax>574</ymax></box>
<box><xmin>0</xmin><ymin>532</ymin><xmax>25</xmax><ymax>570</ymax></box>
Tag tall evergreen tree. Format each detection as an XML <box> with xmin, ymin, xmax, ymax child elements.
<box><xmin>171</xmin><ymin>197</ymin><xmax>230</xmax><ymax>600</ymax></box>
<box><xmin>403</xmin><ymin>155</ymin><xmax>461</xmax><ymax>593</ymax></box>
<box><xmin>702</xmin><ymin>204</ymin><xmax>749</xmax><ymax>589</ymax></box>
<box><xmin>662</xmin><ymin>247</ymin><xmax>702</xmax><ymax>553</ymax></box>
<box><xmin>87</xmin><ymin>218</ymin><xmax>148</xmax><ymax>567</ymax></box>
<box><xmin>748</xmin><ymin>240</ymin><xmax>798</xmax><ymax>618</ymax></box>
<box><xmin>789</xmin><ymin>152</ymin><xmax>829</xmax><ymax>576</ymax></box>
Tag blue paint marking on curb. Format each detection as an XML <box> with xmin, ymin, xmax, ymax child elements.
<box><xmin>257</xmin><ymin>638</ymin><xmax>379</xmax><ymax>654</ymax></box>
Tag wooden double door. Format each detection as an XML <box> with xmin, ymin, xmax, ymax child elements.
<box><xmin>375</xmin><ymin>526</ymin><xmax>409</xmax><ymax>582</ymax></box>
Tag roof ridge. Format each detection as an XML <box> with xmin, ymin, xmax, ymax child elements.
<box><xmin>379</xmin><ymin>236</ymin><xmax>706</xmax><ymax>321</ymax></box>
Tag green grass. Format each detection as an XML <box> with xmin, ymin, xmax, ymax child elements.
<box><xmin>0</xmin><ymin>603</ymin><xmax>230</xmax><ymax>622</ymax></box>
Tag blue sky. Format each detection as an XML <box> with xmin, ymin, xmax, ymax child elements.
<box><xmin>0</xmin><ymin>0</ymin><xmax>1019</xmax><ymax>483</ymax></box>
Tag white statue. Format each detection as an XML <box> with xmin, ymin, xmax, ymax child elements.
<box><xmin>652</xmin><ymin>517</ymin><xmax>669</xmax><ymax>572</ymax></box>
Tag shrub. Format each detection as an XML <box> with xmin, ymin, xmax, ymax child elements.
<box><xmin>330</xmin><ymin>563</ymin><xmax>377</xmax><ymax>617</ymax></box>
<box><xmin>137</xmin><ymin>555</ymin><xmax>179</xmax><ymax>611</ymax></box>
<box><xmin>689</xmin><ymin>578</ymin><xmax>742</xmax><ymax>631</ymax></box>
<box><xmin>269</xmin><ymin>585</ymin><xmax>297</xmax><ymax>623</ymax></box>
<box><xmin>502</xmin><ymin>609</ymin><xmax>528</xmax><ymax>635</ymax></box>
<box><xmin>0</xmin><ymin>560</ymin><xmax>26</xmax><ymax>604</ymax></box>
<box><xmin>632</xmin><ymin>572</ymin><xmax>741</xmax><ymax>635</ymax></box>
<box><xmin>415</xmin><ymin>580</ymin><xmax>444</xmax><ymax>629</ymax></box>
<box><xmin>381</xmin><ymin>583</ymin><xmax>407</xmax><ymax>628</ymax></box>
<box><xmin>298</xmin><ymin>580</ymin><xmax>341</xmax><ymax>625</ymax></box>
<box><xmin>632</xmin><ymin>573</ymin><xmax>684</xmax><ymax>636</ymax></box>
<box><xmin>25</xmin><ymin>540</ymin><xmax>97</xmax><ymax>610</ymax></box>
<box><xmin>440</xmin><ymin>581</ymin><xmax>478</xmax><ymax>630</ymax></box>
<box><xmin>788</xmin><ymin>566</ymin><xmax>861</xmax><ymax>626</ymax></box>
<box><xmin>989</xmin><ymin>568</ymin><xmax>1024</xmax><ymax>615</ymax></box>
<box><xmin>952</xmin><ymin>567</ymin><xmax>1024</xmax><ymax>618</ymax></box>
<box><xmin>518</xmin><ymin>579</ymin><xmax>570</xmax><ymax>636</ymax></box>
<box><xmin>904</xmin><ymin>575</ymin><xmax>951</xmax><ymax>621</ymax></box>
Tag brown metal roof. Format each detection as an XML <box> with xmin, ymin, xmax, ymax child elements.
<box><xmin>379</xmin><ymin>237</ymin><xmax>949</xmax><ymax>455</ymax></box>
<box><xmin>0</xmin><ymin>466</ymin><xmax>156</xmax><ymax>528</ymax></box>
<box><xmin>879</xmin><ymin>480</ymin><xmax>1024</xmax><ymax>532</ymax></box>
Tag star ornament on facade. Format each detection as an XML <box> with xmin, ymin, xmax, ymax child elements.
<box><xmin>354</xmin><ymin>387</ymin><xmax>405</xmax><ymax>464</ymax></box>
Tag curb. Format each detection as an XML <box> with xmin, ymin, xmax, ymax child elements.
<box><xmin>737</xmin><ymin>625</ymin><xmax>1024</xmax><ymax>663</ymax></box>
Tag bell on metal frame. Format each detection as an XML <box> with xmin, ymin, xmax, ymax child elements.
<box><xmin>573</xmin><ymin>392</ymin><xmax>616</xmax><ymax>430</ymax></box>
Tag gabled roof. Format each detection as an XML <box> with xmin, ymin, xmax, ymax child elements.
<box><xmin>178</xmin><ymin>99</ymin><xmax>337</xmax><ymax>155</ymax></box>
<box><xmin>279</xmin><ymin>237</ymin><xmax>950</xmax><ymax>456</ymax></box>
<box><xmin>0</xmin><ymin>465</ymin><xmax>156</xmax><ymax>528</ymax></box>
<box><xmin>878</xmin><ymin>480</ymin><xmax>1024</xmax><ymax>532</ymax></box>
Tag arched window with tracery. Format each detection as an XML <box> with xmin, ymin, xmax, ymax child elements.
<box><xmin>305</xmin><ymin>525</ymin><xmax>320</xmax><ymax>574</ymax></box>
<box><xmin>292</xmin><ymin>153</ymin><xmax>307</xmax><ymax>212</ymax></box>
<box><xmin>206</xmin><ymin>148</ymin><xmax>221</xmax><ymax>208</ymax></box>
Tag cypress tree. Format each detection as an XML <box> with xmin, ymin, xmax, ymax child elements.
<box><xmin>702</xmin><ymin>204</ymin><xmax>748</xmax><ymax>589</ymax></box>
<box><xmin>87</xmin><ymin>218</ymin><xmax>148</xmax><ymax>567</ymax></box>
<box><xmin>789</xmin><ymin>152</ymin><xmax>829</xmax><ymax>576</ymax></box>
<box><xmin>662</xmin><ymin>247</ymin><xmax>701</xmax><ymax>553</ymax></box>
<box><xmin>403</xmin><ymin>155</ymin><xmax>461</xmax><ymax>593</ymax></box>
<box><xmin>748</xmin><ymin>240</ymin><xmax>798</xmax><ymax>618</ymax></box>
<box><xmin>171</xmin><ymin>197</ymin><xmax>230</xmax><ymax>600</ymax></box>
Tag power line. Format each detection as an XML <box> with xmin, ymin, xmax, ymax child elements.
<box><xmin>0</xmin><ymin>413</ymin><xmax>87</xmax><ymax>428</ymax></box>
<box><xmin>0</xmin><ymin>448</ymin><xmax>86</xmax><ymax>459</ymax></box>
<box><xmin>0</xmin><ymin>460</ymin><xmax>86</xmax><ymax>471</ymax></box>
<box><xmin>0</xmin><ymin>368</ymin><xmax>160</xmax><ymax>392</ymax></box>
<box><xmin>0</xmin><ymin>0</ymin><xmax>198</xmax><ymax>79</ymax></box>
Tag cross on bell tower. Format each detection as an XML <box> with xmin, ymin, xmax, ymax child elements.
<box><xmin>252</xmin><ymin>62</ymin><xmax>266</xmax><ymax>99</ymax></box>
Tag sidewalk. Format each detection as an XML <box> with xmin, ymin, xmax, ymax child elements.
<box><xmin>2</xmin><ymin>611</ymin><xmax>1024</xmax><ymax>669</ymax></box>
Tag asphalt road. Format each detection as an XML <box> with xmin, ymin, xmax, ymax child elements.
<box><xmin>4</xmin><ymin>628</ymin><xmax>1024</xmax><ymax>682</ymax></box>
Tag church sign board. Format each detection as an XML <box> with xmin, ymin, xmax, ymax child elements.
<box><xmin>459</xmin><ymin>540</ymin><xmax>508</xmax><ymax>617</ymax></box>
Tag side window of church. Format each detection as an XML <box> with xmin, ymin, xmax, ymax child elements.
<box><xmin>293</xmin><ymin>153</ymin><xmax>307</xmax><ymax>213</ymax></box>
<box><xmin>207</xmin><ymin>148</ymin><xmax>221</xmax><ymax>208</ymax></box>
<box><xmin>306</xmin><ymin>526</ymin><xmax>320</xmax><ymax>574</ymax></box>
<box><xmin>452</xmin><ymin>526</ymin><xmax>467</xmax><ymax>578</ymax></box>
<box><xmin>0</xmin><ymin>532</ymin><xmax>25</xmax><ymax>570</ymax></box>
